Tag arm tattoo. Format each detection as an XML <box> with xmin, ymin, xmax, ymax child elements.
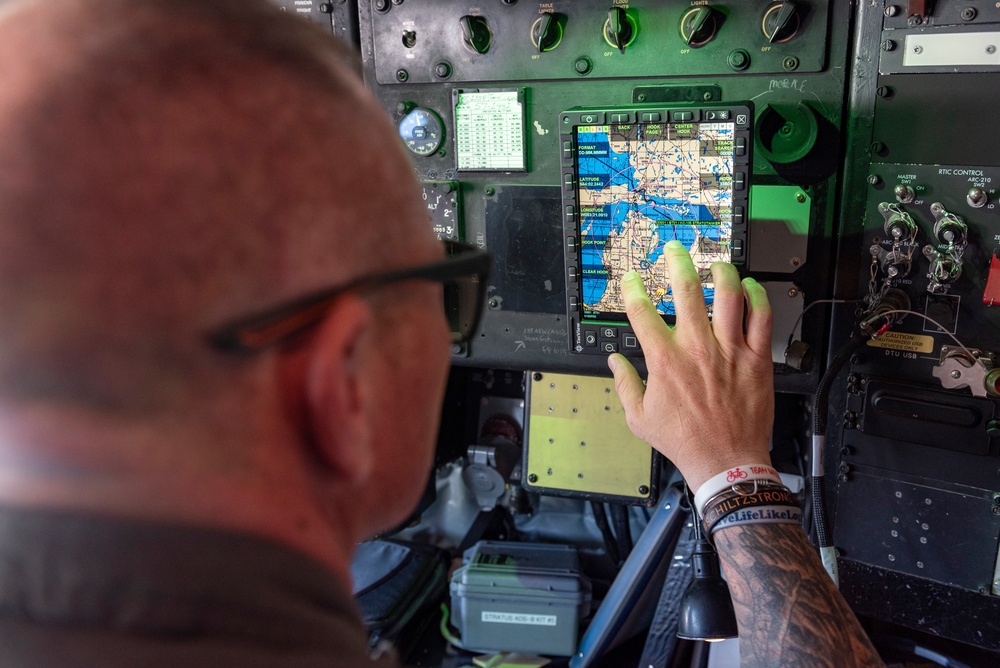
<box><xmin>714</xmin><ymin>524</ymin><xmax>884</xmax><ymax>667</ymax></box>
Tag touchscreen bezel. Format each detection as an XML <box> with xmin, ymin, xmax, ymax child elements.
<box><xmin>561</xmin><ymin>104</ymin><xmax>752</xmax><ymax>356</ymax></box>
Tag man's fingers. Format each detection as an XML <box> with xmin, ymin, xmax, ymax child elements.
<box><xmin>742</xmin><ymin>277</ymin><xmax>773</xmax><ymax>357</ymax></box>
<box><xmin>708</xmin><ymin>262</ymin><xmax>745</xmax><ymax>349</ymax></box>
<box><xmin>621</xmin><ymin>270</ymin><xmax>672</xmax><ymax>346</ymax></box>
<box><xmin>663</xmin><ymin>241</ymin><xmax>710</xmax><ymax>335</ymax></box>
<box><xmin>608</xmin><ymin>352</ymin><xmax>645</xmax><ymax>429</ymax></box>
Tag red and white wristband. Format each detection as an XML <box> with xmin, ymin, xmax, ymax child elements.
<box><xmin>693</xmin><ymin>463</ymin><xmax>783</xmax><ymax>517</ymax></box>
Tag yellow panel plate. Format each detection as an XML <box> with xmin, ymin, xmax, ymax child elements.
<box><xmin>524</xmin><ymin>371</ymin><xmax>655</xmax><ymax>503</ymax></box>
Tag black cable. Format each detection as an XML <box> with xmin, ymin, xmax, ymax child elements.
<box><xmin>610</xmin><ymin>504</ymin><xmax>633</xmax><ymax>561</ymax></box>
<box><xmin>590</xmin><ymin>501</ymin><xmax>620</xmax><ymax>566</ymax></box>
<box><xmin>811</xmin><ymin>333</ymin><xmax>864</xmax><ymax>555</ymax></box>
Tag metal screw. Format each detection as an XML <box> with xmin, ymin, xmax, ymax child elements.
<box><xmin>782</xmin><ymin>56</ymin><xmax>799</xmax><ymax>71</ymax></box>
<box><xmin>838</xmin><ymin>473</ymin><xmax>849</xmax><ymax>482</ymax></box>
<box><xmin>961</xmin><ymin>8</ymin><xmax>977</xmax><ymax>21</ymax></box>
<box><xmin>979</xmin><ymin>586</ymin><xmax>990</xmax><ymax>595</ymax></box>
<box><xmin>913</xmin><ymin>45</ymin><xmax>923</xmax><ymax>54</ymax></box>
<box><xmin>434</xmin><ymin>62</ymin><xmax>452</xmax><ymax>79</ymax></box>
<box><xmin>868</xmin><ymin>174</ymin><xmax>882</xmax><ymax>186</ymax></box>
<box><xmin>636</xmin><ymin>93</ymin><xmax>647</xmax><ymax>102</ymax></box>
<box><xmin>374</xmin><ymin>0</ymin><xmax>390</xmax><ymax>11</ymax></box>
<box><xmin>951</xmin><ymin>369</ymin><xmax>962</xmax><ymax>379</ymax></box>
<box><xmin>839</xmin><ymin>463</ymin><xmax>851</xmax><ymax>474</ymax></box>
<box><xmin>788</xmin><ymin>287</ymin><xmax>799</xmax><ymax>298</ymax></box>
<box><xmin>992</xmin><ymin>506</ymin><xmax>1000</xmax><ymax>515</ymax></box>
<box><xmin>882</xmin><ymin>40</ymin><xmax>895</xmax><ymax>52</ymax></box>
<box><xmin>484</xmin><ymin>186</ymin><xmax>495</xmax><ymax>197</ymax></box>
<box><xmin>703</xmin><ymin>92</ymin><xmax>713</xmax><ymax>101</ymax></box>
<box><xmin>395</xmin><ymin>68</ymin><xmax>409</xmax><ymax>82</ymax></box>
<box><xmin>907</xmin><ymin>16</ymin><xmax>922</xmax><ymax>26</ymax></box>
<box><xmin>795</xmin><ymin>192</ymin><xmax>806</xmax><ymax>203</ymax></box>
<box><xmin>528</xmin><ymin>473</ymin><xmax>538</xmax><ymax>483</ymax></box>
<box><xmin>639</xmin><ymin>485</ymin><xmax>650</xmax><ymax>495</ymax></box>
<box><xmin>988</xmin><ymin>45</ymin><xmax>997</xmax><ymax>55</ymax></box>
<box><xmin>876</xmin><ymin>86</ymin><xmax>891</xmax><ymax>98</ymax></box>
<box><xmin>871</xmin><ymin>141</ymin><xmax>886</xmax><ymax>154</ymax></box>
<box><xmin>884</xmin><ymin>5</ymin><xmax>899</xmax><ymax>17</ymax></box>
<box><xmin>488</xmin><ymin>298</ymin><xmax>499</xmax><ymax>309</ymax></box>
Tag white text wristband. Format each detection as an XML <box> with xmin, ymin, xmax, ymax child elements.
<box><xmin>693</xmin><ymin>463</ymin><xmax>782</xmax><ymax>516</ymax></box>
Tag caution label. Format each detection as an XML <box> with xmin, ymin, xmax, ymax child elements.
<box><xmin>866</xmin><ymin>332</ymin><xmax>934</xmax><ymax>354</ymax></box>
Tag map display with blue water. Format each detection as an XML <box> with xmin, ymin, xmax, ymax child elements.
<box><xmin>576</xmin><ymin>122</ymin><xmax>735</xmax><ymax>317</ymax></box>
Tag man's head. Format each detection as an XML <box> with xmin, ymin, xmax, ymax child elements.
<box><xmin>0</xmin><ymin>0</ymin><xmax>451</xmax><ymax>570</ymax></box>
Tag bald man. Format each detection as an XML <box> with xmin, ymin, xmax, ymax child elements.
<box><xmin>0</xmin><ymin>1</ymin><xmax>882</xmax><ymax>667</ymax></box>
<box><xmin>0</xmin><ymin>0</ymin><xmax>458</xmax><ymax>665</ymax></box>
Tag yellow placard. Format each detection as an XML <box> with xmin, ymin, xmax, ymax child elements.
<box><xmin>866</xmin><ymin>331</ymin><xmax>935</xmax><ymax>354</ymax></box>
<box><xmin>525</xmin><ymin>372</ymin><xmax>653</xmax><ymax>501</ymax></box>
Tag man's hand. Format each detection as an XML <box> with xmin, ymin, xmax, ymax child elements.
<box><xmin>607</xmin><ymin>240</ymin><xmax>775</xmax><ymax>491</ymax></box>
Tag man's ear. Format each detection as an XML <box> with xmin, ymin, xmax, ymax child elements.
<box><xmin>302</xmin><ymin>294</ymin><xmax>375</xmax><ymax>486</ymax></box>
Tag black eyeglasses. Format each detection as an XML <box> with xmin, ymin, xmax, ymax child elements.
<box><xmin>209</xmin><ymin>240</ymin><xmax>491</xmax><ymax>353</ymax></box>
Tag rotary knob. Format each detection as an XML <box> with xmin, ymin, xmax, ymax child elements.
<box><xmin>604</xmin><ymin>7</ymin><xmax>637</xmax><ymax>54</ymax></box>
<box><xmin>460</xmin><ymin>15</ymin><xmax>492</xmax><ymax>54</ymax></box>
<box><xmin>762</xmin><ymin>1</ymin><xmax>801</xmax><ymax>43</ymax></box>
<box><xmin>531</xmin><ymin>12</ymin><xmax>564</xmax><ymax>53</ymax></box>
<box><xmin>680</xmin><ymin>6</ymin><xmax>720</xmax><ymax>47</ymax></box>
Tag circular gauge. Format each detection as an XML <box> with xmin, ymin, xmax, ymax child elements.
<box><xmin>399</xmin><ymin>107</ymin><xmax>444</xmax><ymax>157</ymax></box>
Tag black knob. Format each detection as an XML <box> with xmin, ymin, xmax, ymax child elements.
<box><xmin>604</xmin><ymin>7</ymin><xmax>634</xmax><ymax>54</ymax></box>
<box><xmin>460</xmin><ymin>15</ymin><xmax>492</xmax><ymax>54</ymax></box>
<box><xmin>531</xmin><ymin>12</ymin><xmax>564</xmax><ymax>53</ymax></box>
<box><xmin>680</xmin><ymin>6</ymin><xmax>719</xmax><ymax>47</ymax></box>
<box><xmin>763</xmin><ymin>1</ymin><xmax>801</xmax><ymax>43</ymax></box>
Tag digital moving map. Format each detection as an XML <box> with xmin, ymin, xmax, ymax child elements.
<box><xmin>576</xmin><ymin>121</ymin><xmax>735</xmax><ymax>317</ymax></box>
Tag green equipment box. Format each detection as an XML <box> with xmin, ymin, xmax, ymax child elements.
<box><xmin>449</xmin><ymin>541</ymin><xmax>592</xmax><ymax>657</ymax></box>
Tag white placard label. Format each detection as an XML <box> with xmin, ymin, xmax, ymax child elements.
<box><xmin>481</xmin><ymin>611</ymin><xmax>557</xmax><ymax>626</ymax></box>
<box><xmin>454</xmin><ymin>90</ymin><xmax>525</xmax><ymax>171</ymax></box>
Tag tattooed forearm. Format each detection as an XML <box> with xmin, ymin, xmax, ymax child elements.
<box><xmin>714</xmin><ymin>524</ymin><xmax>884</xmax><ymax>667</ymax></box>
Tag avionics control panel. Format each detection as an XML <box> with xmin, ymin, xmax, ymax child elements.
<box><xmin>560</xmin><ymin>104</ymin><xmax>752</xmax><ymax>356</ymax></box>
